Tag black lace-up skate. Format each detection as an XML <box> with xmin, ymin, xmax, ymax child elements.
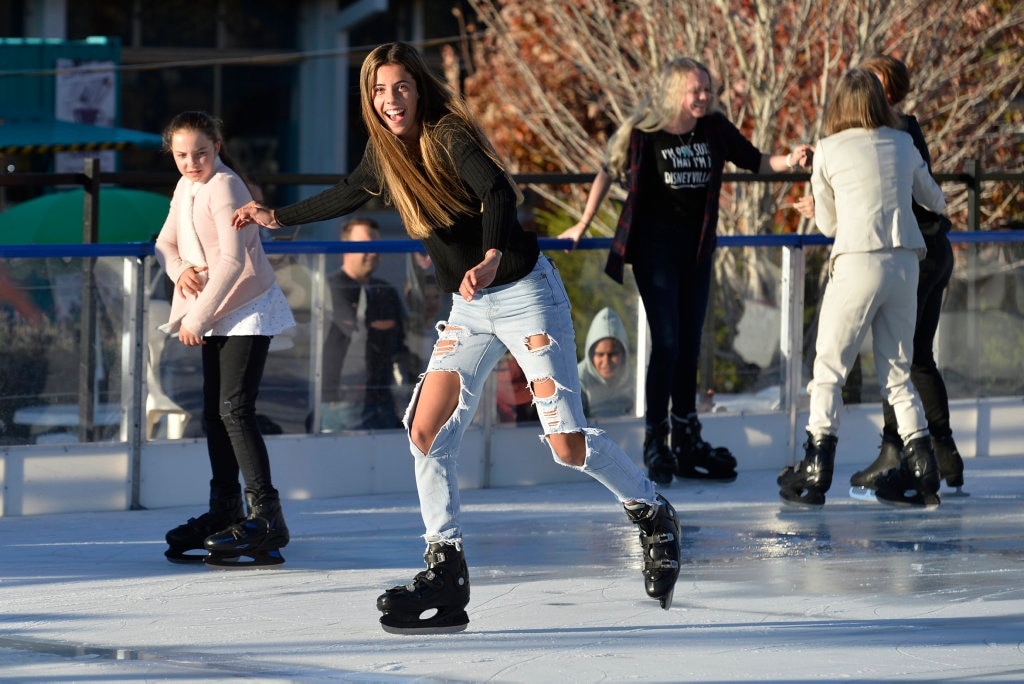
<box><xmin>643</xmin><ymin>421</ymin><xmax>675</xmax><ymax>486</ymax></box>
<box><xmin>672</xmin><ymin>413</ymin><xmax>737</xmax><ymax>481</ymax></box>
<box><xmin>377</xmin><ymin>541</ymin><xmax>470</xmax><ymax>634</ymax></box>
<box><xmin>164</xmin><ymin>483</ymin><xmax>244</xmax><ymax>563</ymax></box>
<box><xmin>203</xmin><ymin>492</ymin><xmax>290</xmax><ymax>567</ymax></box>
<box><xmin>778</xmin><ymin>432</ymin><xmax>837</xmax><ymax>507</ymax></box>
<box><xmin>875</xmin><ymin>436</ymin><xmax>941</xmax><ymax>508</ymax></box>
<box><xmin>849</xmin><ymin>433</ymin><xmax>902</xmax><ymax>501</ymax></box>
<box><xmin>625</xmin><ymin>494</ymin><xmax>681</xmax><ymax>610</ymax></box>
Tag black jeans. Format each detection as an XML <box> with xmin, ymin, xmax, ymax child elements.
<box><xmin>881</xmin><ymin>233</ymin><xmax>955</xmax><ymax>442</ymax></box>
<box><xmin>632</xmin><ymin>238</ymin><xmax>713</xmax><ymax>426</ymax></box>
<box><xmin>202</xmin><ymin>335</ymin><xmax>276</xmax><ymax>496</ymax></box>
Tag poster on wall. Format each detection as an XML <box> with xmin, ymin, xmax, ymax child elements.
<box><xmin>54</xmin><ymin>58</ymin><xmax>118</xmax><ymax>174</ymax></box>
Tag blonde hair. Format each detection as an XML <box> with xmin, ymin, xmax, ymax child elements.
<box><xmin>823</xmin><ymin>68</ymin><xmax>899</xmax><ymax>136</ymax></box>
<box><xmin>604</xmin><ymin>57</ymin><xmax>715</xmax><ymax>177</ymax></box>
<box><xmin>359</xmin><ymin>42</ymin><xmax>520</xmax><ymax>240</ymax></box>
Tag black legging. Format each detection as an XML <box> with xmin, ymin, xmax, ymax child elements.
<box><xmin>631</xmin><ymin>233</ymin><xmax>713</xmax><ymax>427</ymax></box>
<box><xmin>202</xmin><ymin>335</ymin><xmax>276</xmax><ymax>496</ymax></box>
<box><xmin>881</xmin><ymin>232</ymin><xmax>955</xmax><ymax>441</ymax></box>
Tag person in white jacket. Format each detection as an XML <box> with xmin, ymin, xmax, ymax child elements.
<box><xmin>778</xmin><ymin>68</ymin><xmax>946</xmax><ymax>508</ymax></box>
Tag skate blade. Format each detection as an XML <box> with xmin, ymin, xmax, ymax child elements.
<box><xmin>778</xmin><ymin>497</ymin><xmax>825</xmax><ymax>509</ymax></box>
<box><xmin>659</xmin><ymin>587</ymin><xmax>675</xmax><ymax>611</ymax></box>
<box><xmin>164</xmin><ymin>549</ymin><xmax>208</xmax><ymax>564</ymax></box>
<box><xmin>944</xmin><ymin>486</ymin><xmax>970</xmax><ymax>498</ymax></box>
<box><xmin>876</xmin><ymin>497</ymin><xmax>940</xmax><ymax>510</ymax></box>
<box><xmin>380</xmin><ymin>621</ymin><xmax>469</xmax><ymax>635</ymax></box>
<box><xmin>848</xmin><ymin>486</ymin><xmax>878</xmax><ymax>502</ymax></box>
<box><xmin>379</xmin><ymin>610</ymin><xmax>469</xmax><ymax>635</ymax></box>
<box><xmin>203</xmin><ymin>550</ymin><xmax>285</xmax><ymax>569</ymax></box>
<box><xmin>677</xmin><ymin>470</ymin><xmax>738</xmax><ymax>483</ymax></box>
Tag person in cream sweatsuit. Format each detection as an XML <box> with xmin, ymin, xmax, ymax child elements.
<box><xmin>156</xmin><ymin>111</ymin><xmax>295</xmax><ymax>567</ymax></box>
<box><xmin>778</xmin><ymin>69</ymin><xmax>946</xmax><ymax>509</ymax></box>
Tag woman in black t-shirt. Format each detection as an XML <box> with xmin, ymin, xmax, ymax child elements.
<box><xmin>562</xmin><ymin>57</ymin><xmax>811</xmax><ymax>485</ymax></box>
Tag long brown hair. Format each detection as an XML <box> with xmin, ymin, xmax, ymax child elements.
<box><xmin>823</xmin><ymin>68</ymin><xmax>899</xmax><ymax>136</ymax></box>
<box><xmin>859</xmin><ymin>54</ymin><xmax>911</xmax><ymax>107</ymax></box>
<box><xmin>359</xmin><ymin>42</ymin><xmax>520</xmax><ymax>239</ymax></box>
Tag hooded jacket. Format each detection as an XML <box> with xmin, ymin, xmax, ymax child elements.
<box><xmin>577</xmin><ymin>307</ymin><xmax>635</xmax><ymax>418</ymax></box>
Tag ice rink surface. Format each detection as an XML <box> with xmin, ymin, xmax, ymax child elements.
<box><xmin>2</xmin><ymin>455</ymin><xmax>1023</xmax><ymax>682</ymax></box>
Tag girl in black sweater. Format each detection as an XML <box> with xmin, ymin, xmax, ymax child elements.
<box><xmin>233</xmin><ymin>42</ymin><xmax>680</xmax><ymax>632</ymax></box>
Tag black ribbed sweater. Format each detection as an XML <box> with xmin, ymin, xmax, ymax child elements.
<box><xmin>275</xmin><ymin>128</ymin><xmax>539</xmax><ymax>294</ymax></box>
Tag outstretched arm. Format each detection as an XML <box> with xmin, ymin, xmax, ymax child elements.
<box><xmin>759</xmin><ymin>144</ymin><xmax>814</xmax><ymax>174</ymax></box>
<box><xmin>557</xmin><ymin>167</ymin><xmax>614</xmax><ymax>250</ymax></box>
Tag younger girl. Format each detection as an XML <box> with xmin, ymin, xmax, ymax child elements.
<box><xmin>157</xmin><ymin>111</ymin><xmax>295</xmax><ymax>566</ymax></box>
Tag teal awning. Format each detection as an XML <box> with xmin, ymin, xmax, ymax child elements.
<box><xmin>0</xmin><ymin>117</ymin><xmax>163</xmax><ymax>155</ymax></box>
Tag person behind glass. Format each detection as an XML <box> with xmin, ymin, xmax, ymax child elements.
<box><xmin>560</xmin><ymin>57</ymin><xmax>812</xmax><ymax>485</ymax></box>
<box><xmin>578</xmin><ymin>307</ymin><xmax>635</xmax><ymax>419</ymax></box>
<box><xmin>321</xmin><ymin>217</ymin><xmax>405</xmax><ymax>430</ymax></box>
<box><xmin>777</xmin><ymin>69</ymin><xmax>947</xmax><ymax>508</ymax></box>
<box><xmin>156</xmin><ymin>111</ymin><xmax>296</xmax><ymax>567</ymax></box>
<box><xmin>232</xmin><ymin>42</ymin><xmax>682</xmax><ymax>632</ymax></box>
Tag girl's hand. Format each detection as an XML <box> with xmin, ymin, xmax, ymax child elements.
<box><xmin>232</xmin><ymin>201</ymin><xmax>280</xmax><ymax>230</ymax></box>
<box><xmin>789</xmin><ymin>144</ymin><xmax>814</xmax><ymax>169</ymax></box>
<box><xmin>177</xmin><ymin>266</ymin><xmax>208</xmax><ymax>298</ymax></box>
<box><xmin>557</xmin><ymin>221</ymin><xmax>588</xmax><ymax>252</ymax></box>
<box><xmin>178</xmin><ymin>325</ymin><xmax>204</xmax><ymax>347</ymax></box>
<box><xmin>458</xmin><ymin>250</ymin><xmax>502</xmax><ymax>301</ymax></box>
<box><xmin>791</xmin><ymin>195</ymin><xmax>815</xmax><ymax>219</ymax></box>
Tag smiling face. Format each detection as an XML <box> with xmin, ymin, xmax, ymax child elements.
<box><xmin>680</xmin><ymin>69</ymin><xmax>712</xmax><ymax>122</ymax></box>
<box><xmin>170</xmin><ymin>129</ymin><xmax>220</xmax><ymax>183</ymax></box>
<box><xmin>373</xmin><ymin>64</ymin><xmax>421</xmax><ymax>142</ymax></box>
<box><xmin>591</xmin><ymin>338</ymin><xmax>625</xmax><ymax>380</ymax></box>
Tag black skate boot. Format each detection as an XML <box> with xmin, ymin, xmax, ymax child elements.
<box><xmin>849</xmin><ymin>433</ymin><xmax>902</xmax><ymax>501</ymax></box>
<box><xmin>203</xmin><ymin>491</ymin><xmax>290</xmax><ymax>567</ymax></box>
<box><xmin>933</xmin><ymin>434</ymin><xmax>968</xmax><ymax>496</ymax></box>
<box><xmin>875</xmin><ymin>435</ymin><xmax>941</xmax><ymax>508</ymax></box>
<box><xmin>672</xmin><ymin>413</ymin><xmax>737</xmax><ymax>481</ymax></box>
<box><xmin>624</xmin><ymin>494</ymin><xmax>681</xmax><ymax>610</ymax></box>
<box><xmin>778</xmin><ymin>432</ymin><xmax>837</xmax><ymax>507</ymax></box>
<box><xmin>643</xmin><ymin>420</ymin><xmax>675</xmax><ymax>486</ymax></box>
<box><xmin>377</xmin><ymin>541</ymin><xmax>470</xmax><ymax>634</ymax></box>
<box><xmin>164</xmin><ymin>482</ymin><xmax>244</xmax><ymax>563</ymax></box>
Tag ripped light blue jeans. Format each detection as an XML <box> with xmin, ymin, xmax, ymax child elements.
<box><xmin>404</xmin><ymin>256</ymin><xmax>657</xmax><ymax>544</ymax></box>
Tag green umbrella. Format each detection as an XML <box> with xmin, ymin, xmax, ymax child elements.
<box><xmin>0</xmin><ymin>188</ymin><xmax>170</xmax><ymax>244</ymax></box>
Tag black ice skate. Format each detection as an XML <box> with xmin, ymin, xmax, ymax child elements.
<box><xmin>874</xmin><ymin>436</ymin><xmax>941</xmax><ymax>508</ymax></box>
<box><xmin>671</xmin><ymin>413</ymin><xmax>737</xmax><ymax>482</ymax></box>
<box><xmin>778</xmin><ymin>432</ymin><xmax>837</xmax><ymax>507</ymax></box>
<box><xmin>643</xmin><ymin>420</ymin><xmax>675</xmax><ymax>486</ymax></box>
<box><xmin>203</xmin><ymin>492</ymin><xmax>290</xmax><ymax>568</ymax></box>
<box><xmin>848</xmin><ymin>433</ymin><xmax>902</xmax><ymax>501</ymax></box>
<box><xmin>164</xmin><ymin>483</ymin><xmax>244</xmax><ymax>563</ymax></box>
<box><xmin>933</xmin><ymin>434</ymin><xmax>969</xmax><ymax>497</ymax></box>
<box><xmin>625</xmin><ymin>494</ymin><xmax>681</xmax><ymax>610</ymax></box>
<box><xmin>377</xmin><ymin>541</ymin><xmax>470</xmax><ymax>634</ymax></box>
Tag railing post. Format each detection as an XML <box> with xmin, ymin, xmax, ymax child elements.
<box><xmin>965</xmin><ymin>159</ymin><xmax>981</xmax><ymax>391</ymax></box>
<box><xmin>125</xmin><ymin>255</ymin><xmax>147</xmax><ymax>509</ymax></box>
<box><xmin>779</xmin><ymin>243</ymin><xmax>805</xmax><ymax>466</ymax></box>
<box><xmin>77</xmin><ymin>158</ymin><xmax>100</xmax><ymax>442</ymax></box>
<box><xmin>309</xmin><ymin>252</ymin><xmax>327</xmax><ymax>433</ymax></box>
